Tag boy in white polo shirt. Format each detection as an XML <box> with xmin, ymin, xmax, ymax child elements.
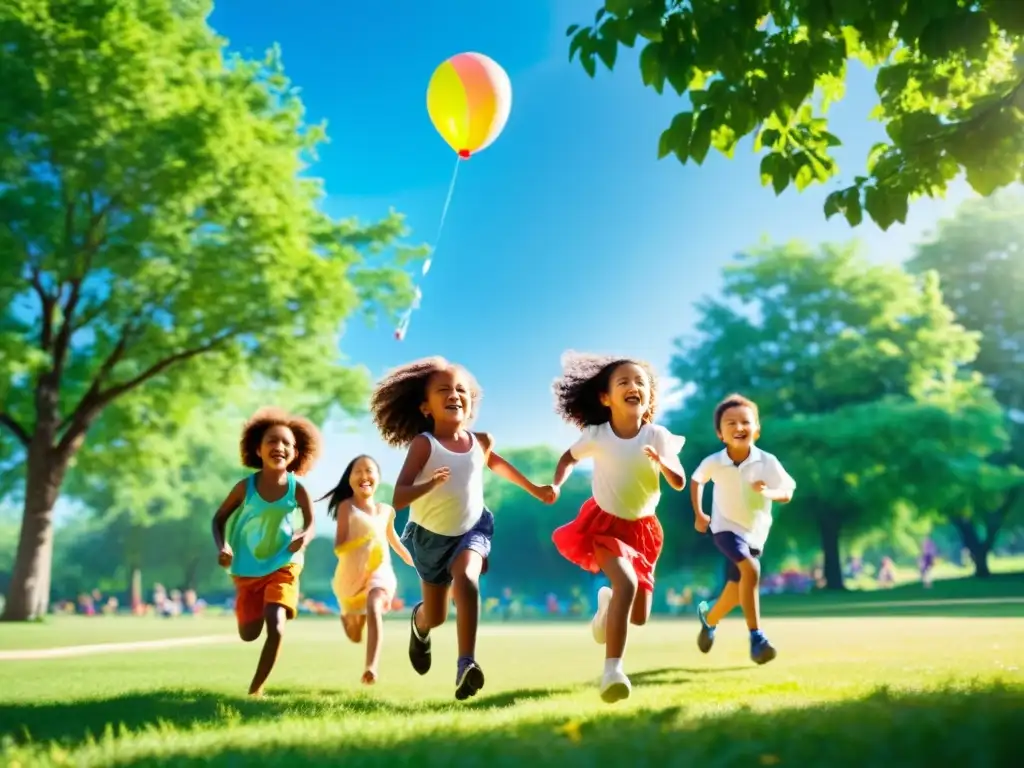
<box><xmin>690</xmin><ymin>393</ymin><xmax>795</xmax><ymax>664</ymax></box>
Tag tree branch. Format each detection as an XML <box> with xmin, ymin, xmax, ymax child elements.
<box><xmin>55</xmin><ymin>329</ymin><xmax>240</xmax><ymax>458</ymax></box>
<box><xmin>28</xmin><ymin>265</ymin><xmax>56</xmax><ymax>352</ymax></box>
<box><xmin>0</xmin><ymin>412</ymin><xmax>31</xmax><ymax>447</ymax></box>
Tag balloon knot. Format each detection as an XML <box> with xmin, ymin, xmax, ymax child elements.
<box><xmin>458</xmin><ymin>149</ymin><xmax>471</xmax><ymax>158</ymax></box>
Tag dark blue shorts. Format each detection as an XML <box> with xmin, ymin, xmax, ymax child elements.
<box><xmin>713</xmin><ymin>531</ymin><xmax>762</xmax><ymax>583</ymax></box>
<box><xmin>401</xmin><ymin>509</ymin><xmax>494</xmax><ymax>586</ymax></box>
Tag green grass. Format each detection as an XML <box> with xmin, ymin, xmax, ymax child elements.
<box><xmin>2</xmin><ymin>598</ymin><xmax>1023</xmax><ymax>767</ymax></box>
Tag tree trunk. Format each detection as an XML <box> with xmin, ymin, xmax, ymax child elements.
<box><xmin>130</xmin><ymin>566</ymin><xmax>143</xmax><ymax>613</ymax></box>
<box><xmin>1</xmin><ymin>435</ymin><xmax>70</xmax><ymax>621</ymax></box>
<box><xmin>951</xmin><ymin>517</ymin><xmax>992</xmax><ymax>578</ymax></box>
<box><xmin>817</xmin><ymin>512</ymin><xmax>846</xmax><ymax>591</ymax></box>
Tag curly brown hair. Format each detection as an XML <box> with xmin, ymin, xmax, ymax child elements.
<box><xmin>370</xmin><ymin>356</ymin><xmax>482</xmax><ymax>447</ymax></box>
<box><xmin>553</xmin><ymin>350</ymin><xmax>660</xmax><ymax>429</ymax></box>
<box><xmin>239</xmin><ymin>406</ymin><xmax>322</xmax><ymax>476</ymax></box>
<box><xmin>713</xmin><ymin>393</ymin><xmax>760</xmax><ymax>433</ymax></box>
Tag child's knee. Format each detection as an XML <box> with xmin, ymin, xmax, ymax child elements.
<box><xmin>453</xmin><ymin>570</ymin><xmax>479</xmax><ymax>595</ymax></box>
<box><xmin>238</xmin><ymin>621</ymin><xmax>262</xmax><ymax>642</ymax></box>
<box><xmin>738</xmin><ymin>557</ymin><xmax>761</xmax><ymax>580</ymax></box>
<box><xmin>264</xmin><ymin>605</ymin><xmax>288</xmax><ymax>638</ymax></box>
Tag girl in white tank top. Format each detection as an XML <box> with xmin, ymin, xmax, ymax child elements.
<box><xmin>370</xmin><ymin>356</ymin><xmax>556</xmax><ymax>702</ymax></box>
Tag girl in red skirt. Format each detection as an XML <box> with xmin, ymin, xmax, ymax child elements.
<box><xmin>549</xmin><ymin>351</ymin><xmax>686</xmax><ymax>703</ymax></box>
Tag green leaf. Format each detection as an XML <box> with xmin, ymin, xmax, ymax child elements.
<box><xmin>660</xmin><ymin>111</ymin><xmax>694</xmax><ymax>162</ymax></box>
<box><xmin>864</xmin><ymin>185</ymin><xmax>896</xmax><ymax>231</ymax></box>
<box><xmin>823</xmin><ymin>190</ymin><xmax>843</xmax><ymax>219</ymax></box>
<box><xmin>596</xmin><ymin>19</ymin><xmax>620</xmax><ymax>70</ymax></box>
<box><xmin>605</xmin><ymin>0</ymin><xmax>641</xmax><ymax>16</ymax></box>
<box><xmin>689</xmin><ymin>108</ymin><xmax>716</xmax><ymax>164</ymax></box>
<box><xmin>639</xmin><ymin>42</ymin><xmax>665</xmax><ymax>93</ymax></box>
<box><xmin>842</xmin><ymin>188</ymin><xmax>864</xmax><ymax>227</ymax></box>
<box><xmin>759</xmin><ymin>153</ymin><xmax>779</xmax><ymax>186</ymax></box>
<box><xmin>569</xmin><ymin>28</ymin><xmax>591</xmax><ymax>62</ymax></box>
<box><xmin>595</xmin><ymin>7</ymin><xmax>607</xmax><ymax>23</ymax></box>
<box><xmin>581</xmin><ymin>52</ymin><xmax>597</xmax><ymax>78</ymax></box>
<box><xmin>665</xmin><ymin>49</ymin><xmax>693</xmax><ymax>96</ymax></box>
<box><xmin>820</xmin><ymin>131</ymin><xmax>842</xmax><ymax>147</ymax></box>
<box><xmin>755</xmin><ymin>127</ymin><xmax>781</xmax><ymax>151</ymax></box>
<box><xmin>566</xmin><ymin>24</ymin><xmax>580</xmax><ymax>37</ymax></box>
<box><xmin>771</xmin><ymin>154</ymin><xmax>792</xmax><ymax>195</ymax></box>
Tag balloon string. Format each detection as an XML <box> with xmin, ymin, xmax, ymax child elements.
<box><xmin>396</xmin><ymin>155</ymin><xmax>462</xmax><ymax>340</ymax></box>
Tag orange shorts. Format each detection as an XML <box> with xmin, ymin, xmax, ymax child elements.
<box><xmin>232</xmin><ymin>563</ymin><xmax>302</xmax><ymax>626</ymax></box>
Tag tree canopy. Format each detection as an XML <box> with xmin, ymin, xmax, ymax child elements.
<box><xmin>567</xmin><ymin>1</ymin><xmax>1024</xmax><ymax>229</ymax></box>
<box><xmin>0</xmin><ymin>0</ymin><xmax>425</xmax><ymax>620</ymax></box>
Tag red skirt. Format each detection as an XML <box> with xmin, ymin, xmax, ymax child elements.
<box><xmin>552</xmin><ymin>497</ymin><xmax>664</xmax><ymax>593</ymax></box>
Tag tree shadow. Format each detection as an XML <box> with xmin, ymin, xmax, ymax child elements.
<box><xmin>97</xmin><ymin>683</ymin><xmax>1020</xmax><ymax>767</ymax></box>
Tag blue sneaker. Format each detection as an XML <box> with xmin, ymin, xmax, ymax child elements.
<box><xmin>750</xmin><ymin>632</ymin><xmax>777</xmax><ymax>665</ymax></box>
<box><xmin>696</xmin><ymin>600</ymin><xmax>716</xmax><ymax>653</ymax></box>
<box><xmin>455</xmin><ymin>657</ymin><xmax>485</xmax><ymax>701</ymax></box>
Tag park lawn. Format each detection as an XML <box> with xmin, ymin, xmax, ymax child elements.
<box><xmin>1</xmin><ymin>613</ymin><xmax>1022</xmax><ymax>767</ymax></box>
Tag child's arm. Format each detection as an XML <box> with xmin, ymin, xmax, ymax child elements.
<box><xmin>643</xmin><ymin>426</ymin><xmax>686</xmax><ymax>490</ymax></box>
<box><xmin>211</xmin><ymin>480</ymin><xmax>246</xmax><ymax>565</ymax></box>
<box><xmin>385</xmin><ymin>505</ymin><xmax>414</xmax><ymax>567</ymax></box>
<box><xmin>753</xmin><ymin>456</ymin><xmax>796</xmax><ymax>503</ymax></box>
<box><xmin>690</xmin><ymin>458</ymin><xmax>713</xmax><ymax>533</ymax></box>
<box><xmin>476</xmin><ymin>432</ymin><xmax>553</xmax><ymax>503</ymax></box>
<box><xmin>333</xmin><ymin>500</ymin><xmax>352</xmax><ymax>551</ymax></box>
<box><xmin>288</xmin><ymin>484</ymin><xmax>316</xmax><ymax>552</ymax></box>
<box><xmin>551</xmin><ymin>427</ymin><xmax>597</xmax><ymax>499</ymax></box>
<box><xmin>392</xmin><ymin>435</ymin><xmax>448</xmax><ymax>510</ymax></box>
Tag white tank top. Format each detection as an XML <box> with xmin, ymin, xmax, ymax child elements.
<box><xmin>409</xmin><ymin>432</ymin><xmax>486</xmax><ymax>536</ymax></box>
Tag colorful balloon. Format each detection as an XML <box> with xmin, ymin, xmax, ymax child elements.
<box><xmin>426</xmin><ymin>52</ymin><xmax>512</xmax><ymax>158</ymax></box>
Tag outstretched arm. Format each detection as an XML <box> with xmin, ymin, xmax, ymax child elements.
<box><xmin>478</xmin><ymin>432</ymin><xmax>552</xmax><ymax>503</ymax></box>
<box><xmin>552</xmin><ymin>449</ymin><xmax>579</xmax><ymax>489</ymax></box>
<box><xmin>288</xmin><ymin>484</ymin><xmax>316</xmax><ymax>552</ymax></box>
<box><xmin>333</xmin><ymin>500</ymin><xmax>352</xmax><ymax>551</ymax></box>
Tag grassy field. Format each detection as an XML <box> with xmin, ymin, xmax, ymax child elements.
<box><xmin>1</xmin><ymin>580</ymin><xmax>1023</xmax><ymax>767</ymax></box>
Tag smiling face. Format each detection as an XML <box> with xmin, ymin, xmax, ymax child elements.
<box><xmin>421</xmin><ymin>367</ymin><xmax>473</xmax><ymax>428</ymax></box>
<box><xmin>600</xmin><ymin>362</ymin><xmax>651</xmax><ymax>423</ymax></box>
<box><xmin>348</xmin><ymin>456</ymin><xmax>380</xmax><ymax>501</ymax></box>
<box><xmin>717</xmin><ymin>405</ymin><xmax>759</xmax><ymax>449</ymax></box>
<box><xmin>259</xmin><ymin>424</ymin><xmax>297</xmax><ymax>471</ymax></box>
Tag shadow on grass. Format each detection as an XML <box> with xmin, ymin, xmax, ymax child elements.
<box><xmin>8</xmin><ymin>682</ymin><xmax>1014</xmax><ymax>767</ymax></box>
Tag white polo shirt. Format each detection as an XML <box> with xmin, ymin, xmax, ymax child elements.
<box><xmin>691</xmin><ymin>445</ymin><xmax>795</xmax><ymax>550</ymax></box>
<box><xmin>570</xmin><ymin>422</ymin><xmax>686</xmax><ymax>520</ymax></box>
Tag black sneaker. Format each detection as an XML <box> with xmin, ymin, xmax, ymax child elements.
<box><xmin>408</xmin><ymin>602</ymin><xmax>431</xmax><ymax>675</ymax></box>
<box><xmin>455</xmin><ymin>659</ymin><xmax>485</xmax><ymax>700</ymax></box>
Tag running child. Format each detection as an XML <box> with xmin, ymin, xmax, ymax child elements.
<box><xmin>549</xmin><ymin>351</ymin><xmax>686</xmax><ymax>703</ymax></box>
<box><xmin>691</xmin><ymin>393</ymin><xmax>795</xmax><ymax>665</ymax></box>
<box><xmin>211</xmin><ymin>407</ymin><xmax>321</xmax><ymax>696</ymax></box>
<box><xmin>370</xmin><ymin>356</ymin><xmax>556</xmax><ymax>701</ymax></box>
<box><xmin>319</xmin><ymin>453</ymin><xmax>414</xmax><ymax>684</ymax></box>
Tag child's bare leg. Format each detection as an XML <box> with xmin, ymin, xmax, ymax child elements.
<box><xmin>363</xmin><ymin>589</ymin><xmax>386</xmax><ymax>683</ymax></box>
<box><xmin>248</xmin><ymin>603</ymin><xmax>288</xmax><ymax>695</ymax></box>
<box><xmin>238</xmin><ymin>619</ymin><xmax>263</xmax><ymax>642</ymax></box>
<box><xmin>342</xmin><ymin>613</ymin><xmax>364</xmax><ymax>643</ymax></box>
<box><xmin>408</xmin><ymin>580</ymin><xmax>448</xmax><ymax>675</ymax></box>
<box><xmin>451</xmin><ymin>550</ymin><xmax>485</xmax><ymax>700</ymax></box>
<box><xmin>594</xmin><ymin>549</ymin><xmax>637</xmax><ymax>703</ymax></box>
<box><xmin>737</xmin><ymin>557</ymin><xmax>761</xmax><ymax>630</ymax></box>
<box><xmin>706</xmin><ymin>581</ymin><xmax>740</xmax><ymax>626</ymax></box>
<box><xmin>630</xmin><ymin>588</ymin><xmax>653</xmax><ymax>626</ymax></box>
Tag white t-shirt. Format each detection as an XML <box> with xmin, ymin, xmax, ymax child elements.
<box><xmin>570</xmin><ymin>422</ymin><xmax>686</xmax><ymax>521</ymax></box>
<box><xmin>691</xmin><ymin>445</ymin><xmax>795</xmax><ymax>550</ymax></box>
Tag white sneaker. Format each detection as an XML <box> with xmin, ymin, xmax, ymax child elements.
<box><xmin>599</xmin><ymin>669</ymin><xmax>631</xmax><ymax>703</ymax></box>
<box><xmin>591</xmin><ymin>586</ymin><xmax>612</xmax><ymax>644</ymax></box>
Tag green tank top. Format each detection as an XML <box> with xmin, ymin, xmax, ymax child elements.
<box><xmin>224</xmin><ymin>472</ymin><xmax>304</xmax><ymax>578</ymax></box>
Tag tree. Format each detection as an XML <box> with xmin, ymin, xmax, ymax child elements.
<box><xmin>665</xmin><ymin>240</ymin><xmax>1008</xmax><ymax>588</ymax></box>
<box><xmin>906</xmin><ymin>193</ymin><xmax>1024</xmax><ymax>574</ymax></box>
<box><xmin>0</xmin><ymin>0</ymin><xmax>425</xmax><ymax>621</ymax></box>
<box><xmin>566</xmin><ymin>1</ymin><xmax>1024</xmax><ymax>229</ymax></box>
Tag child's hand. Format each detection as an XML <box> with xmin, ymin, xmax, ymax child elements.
<box><xmin>751</xmin><ymin>480</ymin><xmax>767</xmax><ymax>494</ymax></box>
<box><xmin>431</xmin><ymin>466</ymin><xmax>451</xmax><ymax>485</ymax></box>
<box><xmin>288</xmin><ymin>530</ymin><xmax>311</xmax><ymax>553</ymax></box>
<box><xmin>694</xmin><ymin>512</ymin><xmax>711</xmax><ymax>534</ymax></box>
<box><xmin>536</xmin><ymin>484</ymin><xmax>558</xmax><ymax>504</ymax></box>
<box><xmin>217</xmin><ymin>545</ymin><xmax>233</xmax><ymax>568</ymax></box>
<box><xmin>643</xmin><ymin>445</ymin><xmax>661</xmax><ymax>465</ymax></box>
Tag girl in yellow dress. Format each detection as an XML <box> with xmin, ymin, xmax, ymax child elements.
<box><xmin>319</xmin><ymin>454</ymin><xmax>413</xmax><ymax>684</ymax></box>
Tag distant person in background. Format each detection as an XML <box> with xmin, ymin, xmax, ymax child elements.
<box><xmin>320</xmin><ymin>453</ymin><xmax>413</xmax><ymax>685</ymax></box>
<box><xmin>549</xmin><ymin>352</ymin><xmax>686</xmax><ymax>703</ymax></box>
<box><xmin>691</xmin><ymin>393</ymin><xmax>795</xmax><ymax>666</ymax></box>
<box><xmin>877</xmin><ymin>556</ymin><xmax>896</xmax><ymax>587</ymax></box>
<box><xmin>920</xmin><ymin>536</ymin><xmax>937</xmax><ymax>589</ymax></box>
<box><xmin>371</xmin><ymin>356</ymin><xmax>555</xmax><ymax>702</ymax></box>
<box><xmin>211</xmin><ymin>407</ymin><xmax>321</xmax><ymax>697</ymax></box>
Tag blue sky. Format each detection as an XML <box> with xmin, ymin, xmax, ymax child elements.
<box><xmin>208</xmin><ymin>1</ymin><xmax>976</xmax><ymax>528</ymax></box>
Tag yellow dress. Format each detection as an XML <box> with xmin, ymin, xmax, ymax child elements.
<box><xmin>332</xmin><ymin>504</ymin><xmax>398</xmax><ymax>616</ymax></box>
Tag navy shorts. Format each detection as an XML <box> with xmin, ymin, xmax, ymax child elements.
<box><xmin>713</xmin><ymin>531</ymin><xmax>762</xmax><ymax>583</ymax></box>
<box><xmin>401</xmin><ymin>509</ymin><xmax>494</xmax><ymax>586</ymax></box>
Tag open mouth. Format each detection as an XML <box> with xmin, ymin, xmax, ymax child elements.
<box><xmin>445</xmin><ymin>403</ymin><xmax>463</xmax><ymax>412</ymax></box>
<box><xmin>269</xmin><ymin>452</ymin><xmax>287</xmax><ymax>461</ymax></box>
<box><xmin>624</xmin><ymin>395</ymin><xmax>642</xmax><ymax>405</ymax></box>
<box><xmin>359</xmin><ymin>481</ymin><xmax>373</xmax><ymax>491</ymax></box>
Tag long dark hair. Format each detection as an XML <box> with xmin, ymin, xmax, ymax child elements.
<box><xmin>316</xmin><ymin>454</ymin><xmax>379</xmax><ymax>520</ymax></box>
